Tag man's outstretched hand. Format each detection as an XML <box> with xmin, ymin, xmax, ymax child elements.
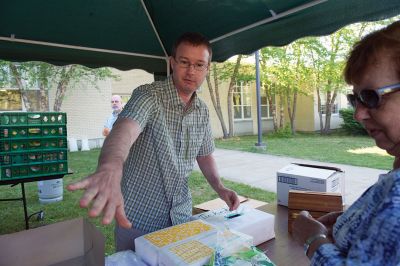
<box><xmin>67</xmin><ymin>168</ymin><xmax>132</xmax><ymax>229</ymax></box>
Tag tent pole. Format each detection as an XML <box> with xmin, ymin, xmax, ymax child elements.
<box><xmin>210</xmin><ymin>0</ymin><xmax>327</xmax><ymax>44</ymax></box>
<box><xmin>140</xmin><ymin>0</ymin><xmax>169</xmax><ymax>58</ymax></box>
<box><xmin>0</xmin><ymin>37</ymin><xmax>165</xmax><ymax>60</ymax></box>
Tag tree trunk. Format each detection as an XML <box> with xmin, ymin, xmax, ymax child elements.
<box><xmin>316</xmin><ymin>87</ymin><xmax>323</xmax><ymax>134</ymax></box>
<box><xmin>323</xmin><ymin>90</ymin><xmax>337</xmax><ymax>134</ymax></box>
<box><xmin>291</xmin><ymin>91</ymin><xmax>298</xmax><ymax>134</ymax></box>
<box><xmin>39</xmin><ymin>82</ymin><xmax>49</xmax><ymax>111</ymax></box>
<box><xmin>265</xmin><ymin>84</ymin><xmax>278</xmax><ymax>131</ymax></box>
<box><xmin>206</xmin><ymin>66</ymin><xmax>228</xmax><ymax>138</ymax></box>
<box><xmin>53</xmin><ymin>81</ymin><xmax>68</xmax><ymax>112</ymax></box>
<box><xmin>9</xmin><ymin>63</ymin><xmax>33</xmax><ymax>111</ymax></box>
<box><xmin>279</xmin><ymin>95</ymin><xmax>284</xmax><ymax>129</ymax></box>
<box><xmin>53</xmin><ymin>65</ymin><xmax>75</xmax><ymax>111</ymax></box>
<box><xmin>323</xmin><ymin>90</ymin><xmax>332</xmax><ymax>134</ymax></box>
<box><xmin>286</xmin><ymin>90</ymin><xmax>297</xmax><ymax>134</ymax></box>
<box><xmin>227</xmin><ymin>55</ymin><xmax>242</xmax><ymax>138</ymax></box>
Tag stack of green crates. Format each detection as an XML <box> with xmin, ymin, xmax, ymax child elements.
<box><xmin>0</xmin><ymin>112</ymin><xmax>68</xmax><ymax>181</ymax></box>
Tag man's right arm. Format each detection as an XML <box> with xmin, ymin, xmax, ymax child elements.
<box><xmin>102</xmin><ymin>127</ymin><xmax>110</xmax><ymax>137</ymax></box>
<box><xmin>67</xmin><ymin>117</ymin><xmax>141</xmax><ymax>228</ymax></box>
<box><xmin>103</xmin><ymin>116</ymin><xmax>112</xmax><ymax>136</ymax></box>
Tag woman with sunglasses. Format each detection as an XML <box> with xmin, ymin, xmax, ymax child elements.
<box><xmin>292</xmin><ymin>21</ymin><xmax>400</xmax><ymax>266</ymax></box>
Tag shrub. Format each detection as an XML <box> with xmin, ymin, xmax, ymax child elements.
<box><xmin>271</xmin><ymin>123</ymin><xmax>293</xmax><ymax>138</ymax></box>
<box><xmin>339</xmin><ymin>108</ymin><xmax>367</xmax><ymax>135</ymax></box>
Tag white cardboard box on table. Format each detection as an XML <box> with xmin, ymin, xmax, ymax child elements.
<box><xmin>135</xmin><ymin>220</ymin><xmax>217</xmax><ymax>266</ymax></box>
<box><xmin>158</xmin><ymin>229</ymin><xmax>253</xmax><ymax>266</ymax></box>
<box><xmin>135</xmin><ymin>219</ymin><xmax>254</xmax><ymax>266</ymax></box>
<box><xmin>192</xmin><ymin>206</ymin><xmax>275</xmax><ymax>246</ymax></box>
<box><xmin>277</xmin><ymin>163</ymin><xmax>345</xmax><ymax>206</ymax></box>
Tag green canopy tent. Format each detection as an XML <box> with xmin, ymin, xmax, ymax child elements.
<box><xmin>1</xmin><ymin>0</ymin><xmax>399</xmax><ymax>74</ymax></box>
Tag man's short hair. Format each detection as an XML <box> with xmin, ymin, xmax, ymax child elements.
<box><xmin>171</xmin><ymin>32</ymin><xmax>212</xmax><ymax>61</ymax></box>
<box><xmin>344</xmin><ymin>21</ymin><xmax>400</xmax><ymax>85</ymax></box>
<box><xmin>111</xmin><ymin>95</ymin><xmax>122</xmax><ymax>102</ymax></box>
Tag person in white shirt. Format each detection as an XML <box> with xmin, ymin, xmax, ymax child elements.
<box><xmin>103</xmin><ymin>95</ymin><xmax>123</xmax><ymax>137</ymax></box>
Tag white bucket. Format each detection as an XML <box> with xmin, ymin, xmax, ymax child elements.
<box><xmin>38</xmin><ymin>179</ymin><xmax>63</xmax><ymax>204</ymax></box>
<box><xmin>68</xmin><ymin>137</ymin><xmax>78</xmax><ymax>152</ymax></box>
<box><xmin>81</xmin><ymin>138</ymin><xmax>90</xmax><ymax>151</ymax></box>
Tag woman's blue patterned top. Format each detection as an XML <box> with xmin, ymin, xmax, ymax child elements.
<box><xmin>311</xmin><ymin>169</ymin><xmax>400</xmax><ymax>266</ymax></box>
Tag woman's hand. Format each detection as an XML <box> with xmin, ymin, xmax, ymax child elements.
<box><xmin>292</xmin><ymin>211</ymin><xmax>328</xmax><ymax>244</ymax></box>
<box><xmin>317</xmin><ymin>211</ymin><xmax>343</xmax><ymax>239</ymax></box>
<box><xmin>292</xmin><ymin>211</ymin><xmax>332</xmax><ymax>258</ymax></box>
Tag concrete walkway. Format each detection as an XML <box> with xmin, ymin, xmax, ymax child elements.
<box><xmin>195</xmin><ymin>148</ymin><xmax>388</xmax><ymax>206</ymax></box>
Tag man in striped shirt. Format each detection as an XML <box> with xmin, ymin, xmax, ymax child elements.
<box><xmin>68</xmin><ymin>32</ymin><xmax>240</xmax><ymax>251</ymax></box>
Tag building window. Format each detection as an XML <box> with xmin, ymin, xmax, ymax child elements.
<box><xmin>0</xmin><ymin>89</ymin><xmax>43</xmax><ymax>111</ymax></box>
<box><xmin>320</xmin><ymin>103</ymin><xmax>338</xmax><ymax>115</ymax></box>
<box><xmin>120</xmin><ymin>95</ymin><xmax>131</xmax><ymax>108</ymax></box>
<box><xmin>0</xmin><ymin>89</ymin><xmax>22</xmax><ymax>111</ymax></box>
<box><xmin>233</xmin><ymin>81</ymin><xmax>251</xmax><ymax>120</ymax></box>
<box><xmin>261</xmin><ymin>86</ymin><xmax>271</xmax><ymax>118</ymax></box>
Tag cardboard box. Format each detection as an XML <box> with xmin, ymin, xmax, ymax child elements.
<box><xmin>0</xmin><ymin>218</ymin><xmax>105</xmax><ymax>266</ymax></box>
<box><xmin>158</xmin><ymin>229</ymin><xmax>253</xmax><ymax>266</ymax></box>
<box><xmin>277</xmin><ymin>163</ymin><xmax>345</xmax><ymax>206</ymax></box>
<box><xmin>192</xmin><ymin>206</ymin><xmax>275</xmax><ymax>246</ymax></box>
<box><xmin>192</xmin><ymin>195</ymin><xmax>268</xmax><ymax>215</ymax></box>
<box><xmin>135</xmin><ymin>220</ymin><xmax>218</xmax><ymax>266</ymax></box>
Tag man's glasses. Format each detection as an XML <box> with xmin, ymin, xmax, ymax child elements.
<box><xmin>174</xmin><ymin>58</ymin><xmax>208</xmax><ymax>71</ymax></box>
<box><xmin>347</xmin><ymin>83</ymin><xmax>400</xmax><ymax>109</ymax></box>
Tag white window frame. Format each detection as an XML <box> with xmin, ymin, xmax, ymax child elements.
<box><xmin>233</xmin><ymin>81</ymin><xmax>252</xmax><ymax>120</ymax></box>
<box><xmin>0</xmin><ymin>88</ymin><xmax>23</xmax><ymax>111</ymax></box>
<box><xmin>320</xmin><ymin>102</ymin><xmax>339</xmax><ymax>115</ymax></box>
<box><xmin>260</xmin><ymin>85</ymin><xmax>271</xmax><ymax>119</ymax></box>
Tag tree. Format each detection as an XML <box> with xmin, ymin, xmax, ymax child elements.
<box><xmin>206</xmin><ymin>63</ymin><xmax>228</xmax><ymax>138</ymax></box>
<box><xmin>260</xmin><ymin>42</ymin><xmax>314</xmax><ymax>134</ymax></box>
<box><xmin>305</xmin><ymin>24</ymin><xmax>368</xmax><ymax>134</ymax></box>
<box><xmin>227</xmin><ymin>55</ymin><xmax>242</xmax><ymax>137</ymax></box>
<box><xmin>0</xmin><ymin>61</ymin><xmax>118</xmax><ymax>112</ymax></box>
<box><xmin>207</xmin><ymin>55</ymin><xmax>255</xmax><ymax>138</ymax></box>
<box><xmin>260</xmin><ymin>47</ymin><xmax>287</xmax><ymax>132</ymax></box>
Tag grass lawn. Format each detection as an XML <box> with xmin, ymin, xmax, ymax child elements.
<box><xmin>0</xmin><ymin>149</ymin><xmax>275</xmax><ymax>255</ymax></box>
<box><xmin>215</xmin><ymin>132</ymin><xmax>393</xmax><ymax>170</ymax></box>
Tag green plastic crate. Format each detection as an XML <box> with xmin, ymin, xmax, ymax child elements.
<box><xmin>0</xmin><ymin>149</ymin><xmax>67</xmax><ymax>165</ymax></box>
<box><xmin>0</xmin><ymin>161</ymin><xmax>68</xmax><ymax>180</ymax></box>
<box><xmin>0</xmin><ymin>165</ymin><xmax>29</xmax><ymax>180</ymax></box>
<box><xmin>0</xmin><ymin>137</ymin><xmax>67</xmax><ymax>153</ymax></box>
<box><xmin>0</xmin><ymin>112</ymin><xmax>67</xmax><ymax>126</ymax></box>
<box><xmin>0</xmin><ymin>125</ymin><xmax>67</xmax><ymax>139</ymax></box>
<box><xmin>42</xmin><ymin>161</ymin><xmax>68</xmax><ymax>175</ymax></box>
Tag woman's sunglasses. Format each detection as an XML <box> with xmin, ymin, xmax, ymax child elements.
<box><xmin>347</xmin><ymin>83</ymin><xmax>400</xmax><ymax>109</ymax></box>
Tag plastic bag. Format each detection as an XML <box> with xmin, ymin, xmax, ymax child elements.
<box><xmin>216</xmin><ymin>227</ymin><xmax>251</xmax><ymax>257</ymax></box>
<box><xmin>105</xmin><ymin>250</ymin><xmax>147</xmax><ymax>266</ymax></box>
<box><xmin>206</xmin><ymin>246</ymin><xmax>276</xmax><ymax>266</ymax></box>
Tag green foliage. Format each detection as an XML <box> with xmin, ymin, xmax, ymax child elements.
<box><xmin>0</xmin><ymin>60</ymin><xmax>119</xmax><ymax>111</ymax></box>
<box><xmin>339</xmin><ymin>108</ymin><xmax>367</xmax><ymax>135</ymax></box>
<box><xmin>214</xmin><ymin>57</ymin><xmax>255</xmax><ymax>83</ymax></box>
<box><xmin>270</xmin><ymin>124</ymin><xmax>292</xmax><ymax>138</ymax></box>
